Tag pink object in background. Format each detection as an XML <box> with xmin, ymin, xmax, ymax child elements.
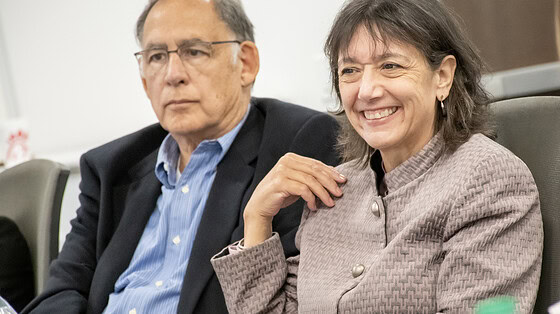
<box><xmin>0</xmin><ymin>118</ymin><xmax>31</xmax><ymax>169</ymax></box>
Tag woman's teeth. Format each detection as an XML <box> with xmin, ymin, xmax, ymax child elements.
<box><xmin>364</xmin><ymin>107</ymin><xmax>397</xmax><ymax>120</ymax></box>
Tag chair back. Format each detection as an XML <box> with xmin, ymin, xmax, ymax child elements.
<box><xmin>490</xmin><ymin>96</ymin><xmax>560</xmax><ymax>313</ymax></box>
<box><xmin>0</xmin><ymin>159</ymin><xmax>70</xmax><ymax>296</ymax></box>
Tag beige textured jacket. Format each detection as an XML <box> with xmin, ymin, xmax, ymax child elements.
<box><xmin>211</xmin><ymin>134</ymin><xmax>543</xmax><ymax>313</ymax></box>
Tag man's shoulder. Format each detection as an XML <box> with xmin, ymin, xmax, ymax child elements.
<box><xmin>248</xmin><ymin>97</ymin><xmax>340</xmax><ymax>166</ymax></box>
<box><xmin>251</xmin><ymin>97</ymin><xmax>336</xmax><ymax>134</ymax></box>
<box><xmin>81</xmin><ymin>123</ymin><xmax>167</xmax><ymax>172</ymax></box>
<box><xmin>252</xmin><ymin>97</ymin><xmax>327</xmax><ymax>121</ymax></box>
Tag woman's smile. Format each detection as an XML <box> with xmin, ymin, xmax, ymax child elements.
<box><xmin>362</xmin><ymin>106</ymin><xmax>398</xmax><ymax>120</ymax></box>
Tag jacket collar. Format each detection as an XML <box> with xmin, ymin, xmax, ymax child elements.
<box><xmin>370</xmin><ymin>132</ymin><xmax>445</xmax><ymax>195</ymax></box>
<box><xmin>178</xmin><ymin>103</ymin><xmax>262</xmax><ymax>313</ymax></box>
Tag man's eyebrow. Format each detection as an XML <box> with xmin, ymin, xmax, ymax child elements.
<box><xmin>143</xmin><ymin>38</ymin><xmax>207</xmax><ymax>51</ymax></box>
<box><xmin>177</xmin><ymin>38</ymin><xmax>204</xmax><ymax>46</ymax></box>
<box><xmin>143</xmin><ymin>42</ymin><xmax>168</xmax><ymax>50</ymax></box>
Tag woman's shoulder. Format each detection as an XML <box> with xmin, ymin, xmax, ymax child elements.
<box><xmin>448</xmin><ymin>133</ymin><xmax>533</xmax><ymax>179</ymax></box>
<box><xmin>335</xmin><ymin>160</ymin><xmax>371</xmax><ymax>177</ymax></box>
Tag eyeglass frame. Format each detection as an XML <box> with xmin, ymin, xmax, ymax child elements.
<box><xmin>133</xmin><ymin>39</ymin><xmax>241</xmax><ymax>74</ymax></box>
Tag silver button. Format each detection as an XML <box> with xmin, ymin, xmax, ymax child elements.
<box><xmin>155</xmin><ymin>280</ymin><xmax>163</xmax><ymax>287</ymax></box>
<box><xmin>352</xmin><ymin>264</ymin><xmax>365</xmax><ymax>278</ymax></box>
<box><xmin>181</xmin><ymin>185</ymin><xmax>190</xmax><ymax>194</ymax></box>
<box><xmin>172</xmin><ymin>235</ymin><xmax>181</xmax><ymax>245</ymax></box>
<box><xmin>371</xmin><ymin>201</ymin><xmax>380</xmax><ymax>217</ymax></box>
<box><xmin>129</xmin><ymin>309</ymin><xmax>137</xmax><ymax>314</ymax></box>
<box><xmin>163</xmin><ymin>163</ymin><xmax>169</xmax><ymax>172</ymax></box>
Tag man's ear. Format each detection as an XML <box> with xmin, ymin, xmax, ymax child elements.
<box><xmin>435</xmin><ymin>55</ymin><xmax>456</xmax><ymax>99</ymax></box>
<box><xmin>141</xmin><ymin>75</ymin><xmax>150</xmax><ymax>97</ymax></box>
<box><xmin>238</xmin><ymin>41</ymin><xmax>260</xmax><ymax>87</ymax></box>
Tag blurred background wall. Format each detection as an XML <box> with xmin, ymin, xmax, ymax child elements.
<box><xmin>0</xmin><ymin>0</ymin><xmax>558</xmax><ymax>246</ymax></box>
<box><xmin>448</xmin><ymin>0</ymin><xmax>557</xmax><ymax>72</ymax></box>
<box><xmin>446</xmin><ymin>0</ymin><xmax>560</xmax><ymax>99</ymax></box>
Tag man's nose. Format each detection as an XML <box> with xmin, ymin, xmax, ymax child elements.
<box><xmin>164</xmin><ymin>52</ymin><xmax>189</xmax><ymax>86</ymax></box>
<box><xmin>357</xmin><ymin>68</ymin><xmax>383</xmax><ymax>101</ymax></box>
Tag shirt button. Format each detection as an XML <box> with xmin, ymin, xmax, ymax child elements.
<box><xmin>371</xmin><ymin>202</ymin><xmax>380</xmax><ymax>217</ymax></box>
<box><xmin>155</xmin><ymin>280</ymin><xmax>163</xmax><ymax>287</ymax></box>
<box><xmin>163</xmin><ymin>163</ymin><xmax>169</xmax><ymax>172</ymax></box>
<box><xmin>181</xmin><ymin>184</ymin><xmax>190</xmax><ymax>194</ymax></box>
<box><xmin>352</xmin><ymin>264</ymin><xmax>365</xmax><ymax>278</ymax></box>
<box><xmin>172</xmin><ymin>235</ymin><xmax>181</xmax><ymax>245</ymax></box>
<box><xmin>129</xmin><ymin>309</ymin><xmax>137</xmax><ymax>314</ymax></box>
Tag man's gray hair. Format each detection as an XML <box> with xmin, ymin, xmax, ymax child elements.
<box><xmin>135</xmin><ymin>0</ymin><xmax>255</xmax><ymax>45</ymax></box>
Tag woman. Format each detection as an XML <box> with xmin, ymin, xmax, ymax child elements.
<box><xmin>211</xmin><ymin>0</ymin><xmax>543</xmax><ymax>312</ymax></box>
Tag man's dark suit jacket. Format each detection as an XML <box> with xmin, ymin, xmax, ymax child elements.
<box><xmin>23</xmin><ymin>98</ymin><xmax>340</xmax><ymax>314</ymax></box>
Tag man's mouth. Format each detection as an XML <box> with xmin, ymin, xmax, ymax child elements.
<box><xmin>165</xmin><ymin>99</ymin><xmax>197</xmax><ymax>107</ymax></box>
<box><xmin>363</xmin><ymin>107</ymin><xmax>398</xmax><ymax>120</ymax></box>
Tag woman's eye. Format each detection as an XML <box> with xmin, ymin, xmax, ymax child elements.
<box><xmin>382</xmin><ymin>63</ymin><xmax>400</xmax><ymax>70</ymax></box>
<box><xmin>340</xmin><ymin>68</ymin><xmax>355</xmax><ymax>75</ymax></box>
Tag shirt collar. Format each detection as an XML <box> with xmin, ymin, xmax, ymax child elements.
<box><xmin>155</xmin><ymin>103</ymin><xmax>251</xmax><ymax>188</ymax></box>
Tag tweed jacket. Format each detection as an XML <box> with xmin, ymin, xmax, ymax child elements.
<box><xmin>212</xmin><ymin>133</ymin><xmax>543</xmax><ymax>313</ymax></box>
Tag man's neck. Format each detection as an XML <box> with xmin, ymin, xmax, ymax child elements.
<box><xmin>173</xmin><ymin>100</ymin><xmax>251</xmax><ymax>172</ymax></box>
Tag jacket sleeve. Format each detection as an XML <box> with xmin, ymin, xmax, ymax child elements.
<box><xmin>22</xmin><ymin>154</ymin><xmax>101</xmax><ymax>314</ymax></box>
<box><xmin>211</xmin><ymin>233</ymin><xmax>300</xmax><ymax>314</ymax></box>
<box><xmin>437</xmin><ymin>153</ymin><xmax>543</xmax><ymax>313</ymax></box>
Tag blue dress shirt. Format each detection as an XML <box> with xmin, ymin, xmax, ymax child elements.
<box><xmin>103</xmin><ymin>106</ymin><xmax>249</xmax><ymax>314</ymax></box>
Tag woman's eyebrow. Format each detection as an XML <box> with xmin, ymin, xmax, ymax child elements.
<box><xmin>338</xmin><ymin>56</ymin><xmax>358</xmax><ymax>66</ymax></box>
<box><xmin>377</xmin><ymin>52</ymin><xmax>410</xmax><ymax>61</ymax></box>
<box><xmin>338</xmin><ymin>51</ymin><xmax>410</xmax><ymax>66</ymax></box>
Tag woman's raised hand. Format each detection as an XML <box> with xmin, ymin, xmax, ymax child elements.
<box><xmin>243</xmin><ymin>153</ymin><xmax>346</xmax><ymax>247</ymax></box>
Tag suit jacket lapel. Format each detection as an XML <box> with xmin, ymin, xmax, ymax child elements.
<box><xmin>177</xmin><ymin>105</ymin><xmax>263</xmax><ymax>313</ymax></box>
<box><xmin>88</xmin><ymin>150</ymin><xmax>162</xmax><ymax>314</ymax></box>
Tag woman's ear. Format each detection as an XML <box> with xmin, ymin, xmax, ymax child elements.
<box><xmin>238</xmin><ymin>41</ymin><xmax>260</xmax><ymax>87</ymax></box>
<box><xmin>435</xmin><ymin>55</ymin><xmax>457</xmax><ymax>99</ymax></box>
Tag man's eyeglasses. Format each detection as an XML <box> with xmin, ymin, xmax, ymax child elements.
<box><xmin>134</xmin><ymin>39</ymin><xmax>241</xmax><ymax>76</ymax></box>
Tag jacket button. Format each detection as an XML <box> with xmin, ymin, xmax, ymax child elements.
<box><xmin>352</xmin><ymin>264</ymin><xmax>365</xmax><ymax>278</ymax></box>
<box><xmin>371</xmin><ymin>202</ymin><xmax>380</xmax><ymax>217</ymax></box>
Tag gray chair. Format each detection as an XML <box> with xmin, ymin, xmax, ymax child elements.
<box><xmin>0</xmin><ymin>159</ymin><xmax>70</xmax><ymax>296</ymax></box>
<box><xmin>490</xmin><ymin>96</ymin><xmax>560</xmax><ymax>313</ymax></box>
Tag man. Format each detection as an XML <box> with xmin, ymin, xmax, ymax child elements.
<box><xmin>23</xmin><ymin>0</ymin><xmax>339</xmax><ymax>313</ymax></box>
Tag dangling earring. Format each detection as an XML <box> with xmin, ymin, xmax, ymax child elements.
<box><xmin>439</xmin><ymin>96</ymin><xmax>447</xmax><ymax>118</ymax></box>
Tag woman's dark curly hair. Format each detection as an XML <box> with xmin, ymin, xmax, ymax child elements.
<box><xmin>325</xmin><ymin>0</ymin><xmax>494</xmax><ymax>166</ymax></box>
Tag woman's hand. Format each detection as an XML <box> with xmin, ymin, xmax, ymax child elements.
<box><xmin>243</xmin><ymin>153</ymin><xmax>346</xmax><ymax>247</ymax></box>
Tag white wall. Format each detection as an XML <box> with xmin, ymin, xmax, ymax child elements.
<box><xmin>0</xmin><ymin>1</ymin><xmax>157</xmax><ymax>160</ymax></box>
<box><xmin>0</xmin><ymin>78</ymin><xmax>6</xmax><ymax>120</ymax></box>
<box><xmin>0</xmin><ymin>1</ymin><xmax>344</xmax><ymax>245</ymax></box>
<box><xmin>244</xmin><ymin>1</ymin><xmax>342</xmax><ymax>111</ymax></box>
